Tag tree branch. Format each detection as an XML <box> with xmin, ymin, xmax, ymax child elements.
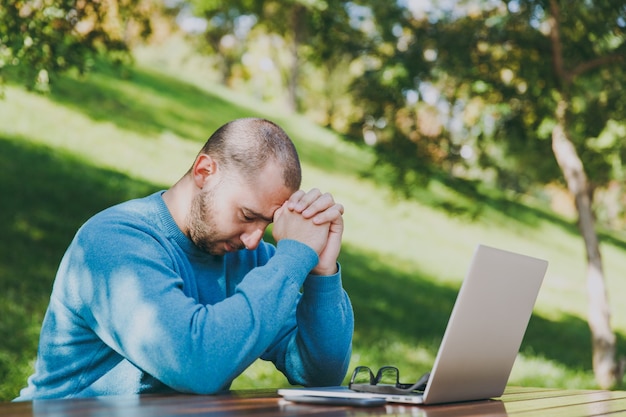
<box><xmin>569</xmin><ymin>53</ymin><xmax>626</xmax><ymax>80</ymax></box>
<box><xmin>549</xmin><ymin>0</ymin><xmax>625</xmax><ymax>84</ymax></box>
<box><xmin>548</xmin><ymin>0</ymin><xmax>567</xmax><ymax>85</ymax></box>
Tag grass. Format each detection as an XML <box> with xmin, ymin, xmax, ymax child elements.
<box><xmin>1</xmin><ymin>50</ymin><xmax>625</xmax><ymax>400</ymax></box>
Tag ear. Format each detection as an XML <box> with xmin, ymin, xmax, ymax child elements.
<box><xmin>191</xmin><ymin>154</ymin><xmax>217</xmax><ymax>188</ymax></box>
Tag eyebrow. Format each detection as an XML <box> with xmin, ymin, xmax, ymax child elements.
<box><xmin>243</xmin><ymin>208</ymin><xmax>274</xmax><ymax>223</ymax></box>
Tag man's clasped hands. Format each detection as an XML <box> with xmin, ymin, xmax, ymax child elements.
<box><xmin>272</xmin><ymin>188</ymin><xmax>345</xmax><ymax>277</ymax></box>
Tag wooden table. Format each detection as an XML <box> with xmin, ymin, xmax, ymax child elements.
<box><xmin>3</xmin><ymin>386</ymin><xmax>626</xmax><ymax>416</ymax></box>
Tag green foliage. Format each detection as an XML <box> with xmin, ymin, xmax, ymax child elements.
<box><xmin>188</xmin><ymin>0</ymin><xmax>375</xmax><ymax>114</ymax></box>
<box><xmin>0</xmin><ymin>0</ymin><xmax>159</xmax><ymax>91</ymax></box>
<box><xmin>346</xmin><ymin>1</ymin><xmax>625</xmax><ymax>202</ymax></box>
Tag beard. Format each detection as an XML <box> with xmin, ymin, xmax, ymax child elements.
<box><xmin>187</xmin><ymin>185</ymin><xmax>244</xmax><ymax>255</ymax></box>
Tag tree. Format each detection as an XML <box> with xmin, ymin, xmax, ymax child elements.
<box><xmin>185</xmin><ymin>0</ymin><xmax>259</xmax><ymax>86</ymax></box>
<box><xmin>544</xmin><ymin>0</ymin><xmax>625</xmax><ymax>388</ymax></box>
<box><xmin>281</xmin><ymin>1</ymin><xmax>371</xmax><ymax>126</ymax></box>
<box><xmin>0</xmin><ymin>0</ymin><xmax>159</xmax><ymax>91</ymax></box>
<box><xmin>188</xmin><ymin>0</ymin><xmax>311</xmax><ymax>109</ymax></box>
<box><xmin>187</xmin><ymin>0</ymin><xmax>368</xmax><ymax>112</ymax></box>
<box><xmin>345</xmin><ymin>1</ymin><xmax>445</xmax><ymax>188</ymax></box>
<box><xmin>347</xmin><ymin>0</ymin><xmax>625</xmax><ymax>388</ymax></box>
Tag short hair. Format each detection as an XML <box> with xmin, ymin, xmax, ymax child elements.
<box><xmin>198</xmin><ymin>118</ymin><xmax>302</xmax><ymax>191</ymax></box>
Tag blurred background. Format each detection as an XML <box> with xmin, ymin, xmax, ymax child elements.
<box><xmin>1</xmin><ymin>0</ymin><xmax>625</xmax><ymax>401</ymax></box>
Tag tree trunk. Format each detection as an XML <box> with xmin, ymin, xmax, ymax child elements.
<box><xmin>551</xmin><ymin>98</ymin><xmax>618</xmax><ymax>389</ymax></box>
<box><xmin>547</xmin><ymin>0</ymin><xmax>622</xmax><ymax>388</ymax></box>
<box><xmin>287</xmin><ymin>4</ymin><xmax>306</xmax><ymax>113</ymax></box>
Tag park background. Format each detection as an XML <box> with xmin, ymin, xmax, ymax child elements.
<box><xmin>1</xmin><ymin>0</ymin><xmax>625</xmax><ymax>401</ymax></box>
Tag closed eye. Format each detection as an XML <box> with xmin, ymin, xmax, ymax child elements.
<box><xmin>241</xmin><ymin>208</ymin><xmax>273</xmax><ymax>223</ymax></box>
<box><xmin>243</xmin><ymin>215</ymin><xmax>255</xmax><ymax>222</ymax></box>
<box><xmin>241</xmin><ymin>209</ymin><xmax>260</xmax><ymax>223</ymax></box>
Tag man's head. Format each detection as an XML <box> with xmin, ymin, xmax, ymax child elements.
<box><xmin>186</xmin><ymin>118</ymin><xmax>302</xmax><ymax>255</ymax></box>
<box><xmin>196</xmin><ymin>117</ymin><xmax>302</xmax><ymax>191</ymax></box>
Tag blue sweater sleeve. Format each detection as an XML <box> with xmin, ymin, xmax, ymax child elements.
<box><xmin>262</xmin><ymin>263</ymin><xmax>353</xmax><ymax>387</ymax></box>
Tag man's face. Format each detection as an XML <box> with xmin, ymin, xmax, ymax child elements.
<box><xmin>187</xmin><ymin>163</ymin><xmax>292</xmax><ymax>255</ymax></box>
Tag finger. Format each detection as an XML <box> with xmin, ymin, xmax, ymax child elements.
<box><xmin>292</xmin><ymin>188</ymin><xmax>323</xmax><ymax>213</ymax></box>
<box><xmin>286</xmin><ymin>190</ymin><xmax>306</xmax><ymax>210</ymax></box>
<box><xmin>300</xmin><ymin>192</ymin><xmax>336</xmax><ymax>218</ymax></box>
<box><xmin>311</xmin><ymin>203</ymin><xmax>344</xmax><ymax>225</ymax></box>
<box><xmin>273</xmin><ymin>201</ymin><xmax>288</xmax><ymax>222</ymax></box>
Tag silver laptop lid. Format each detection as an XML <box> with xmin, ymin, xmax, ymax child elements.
<box><xmin>423</xmin><ymin>244</ymin><xmax>548</xmax><ymax>404</ymax></box>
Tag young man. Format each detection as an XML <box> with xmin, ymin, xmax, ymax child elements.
<box><xmin>16</xmin><ymin>118</ymin><xmax>353</xmax><ymax>400</ymax></box>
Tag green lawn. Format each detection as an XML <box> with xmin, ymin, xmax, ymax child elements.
<box><xmin>1</xmin><ymin>54</ymin><xmax>625</xmax><ymax>401</ymax></box>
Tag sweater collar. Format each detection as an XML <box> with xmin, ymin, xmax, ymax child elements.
<box><xmin>154</xmin><ymin>191</ymin><xmax>213</xmax><ymax>259</ymax></box>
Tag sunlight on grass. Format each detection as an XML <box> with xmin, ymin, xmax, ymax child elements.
<box><xmin>511</xmin><ymin>354</ymin><xmax>597</xmax><ymax>389</ymax></box>
<box><xmin>231</xmin><ymin>361</ymin><xmax>291</xmax><ymax>390</ymax></box>
<box><xmin>0</xmin><ymin>85</ymin><xmax>195</xmax><ymax>187</ymax></box>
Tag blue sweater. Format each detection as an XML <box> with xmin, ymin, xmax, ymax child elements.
<box><xmin>16</xmin><ymin>192</ymin><xmax>353</xmax><ymax>400</ymax></box>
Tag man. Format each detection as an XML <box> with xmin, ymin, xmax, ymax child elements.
<box><xmin>16</xmin><ymin>118</ymin><xmax>353</xmax><ymax>400</ymax></box>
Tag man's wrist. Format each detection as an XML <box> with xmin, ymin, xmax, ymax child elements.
<box><xmin>311</xmin><ymin>263</ymin><xmax>339</xmax><ymax>277</ymax></box>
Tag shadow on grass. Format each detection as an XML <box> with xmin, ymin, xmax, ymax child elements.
<box><xmin>339</xmin><ymin>248</ymin><xmax>455</xmax><ymax>349</ymax></box>
<box><xmin>49</xmin><ymin>65</ymin><xmax>242</xmax><ymax>144</ymax></box>
<box><xmin>47</xmin><ymin>65</ymin><xmax>363</xmax><ymax>179</ymax></box>
<box><xmin>350</xmin><ymin>144</ymin><xmax>626</xmax><ymax>253</ymax></box>
<box><xmin>523</xmin><ymin>313</ymin><xmax>626</xmax><ymax>377</ymax></box>
<box><xmin>369</xmin><ymin>171</ymin><xmax>626</xmax><ymax>255</ymax></box>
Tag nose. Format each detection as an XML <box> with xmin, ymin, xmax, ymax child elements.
<box><xmin>241</xmin><ymin>226</ymin><xmax>265</xmax><ymax>250</ymax></box>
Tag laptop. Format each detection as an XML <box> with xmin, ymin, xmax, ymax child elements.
<box><xmin>278</xmin><ymin>244</ymin><xmax>548</xmax><ymax>405</ymax></box>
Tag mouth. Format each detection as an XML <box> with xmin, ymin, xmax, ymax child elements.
<box><xmin>224</xmin><ymin>241</ymin><xmax>244</xmax><ymax>252</ymax></box>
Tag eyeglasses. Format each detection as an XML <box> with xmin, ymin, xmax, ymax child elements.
<box><xmin>348</xmin><ymin>366</ymin><xmax>430</xmax><ymax>395</ymax></box>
